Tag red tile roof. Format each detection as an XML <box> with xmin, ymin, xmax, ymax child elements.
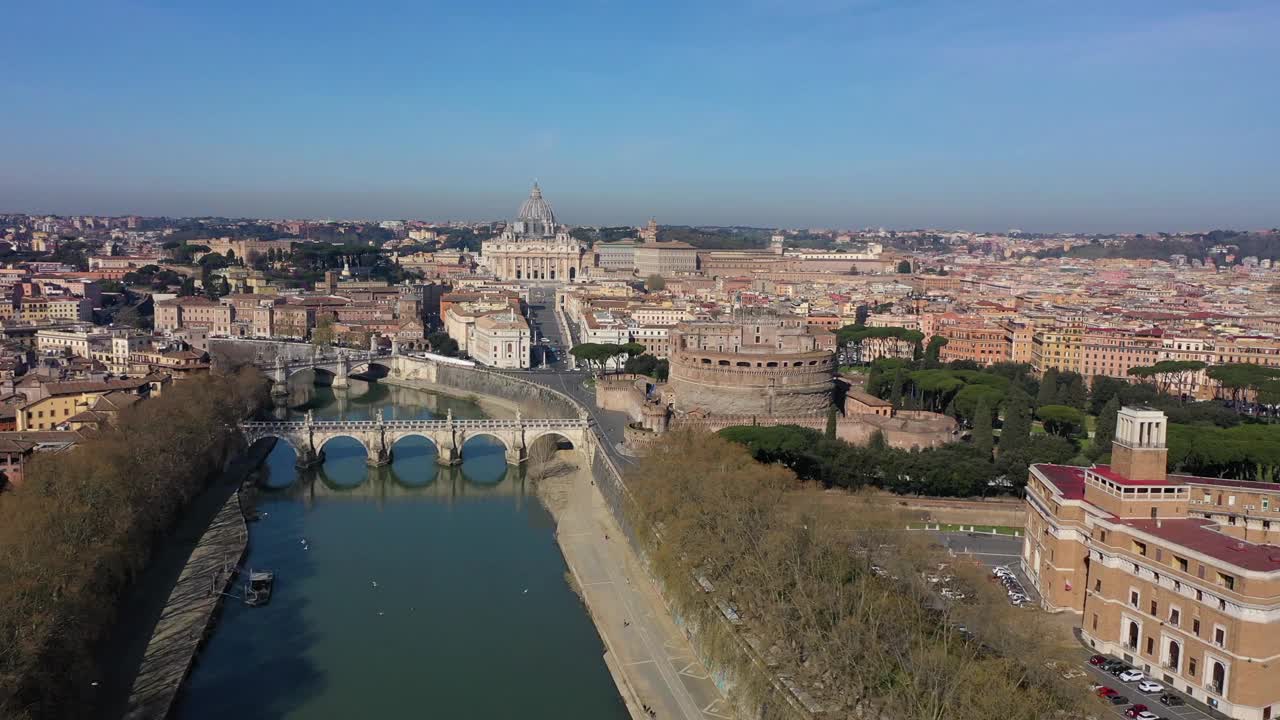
<box><xmin>1171</xmin><ymin>475</ymin><xmax>1280</xmax><ymax>494</ymax></box>
<box><xmin>1034</xmin><ymin>464</ymin><xmax>1086</xmax><ymax>499</ymax></box>
<box><xmin>1120</xmin><ymin>518</ymin><xmax>1280</xmax><ymax>572</ymax></box>
<box><xmin>1090</xmin><ymin>464</ymin><xmax>1174</xmax><ymax>487</ymax></box>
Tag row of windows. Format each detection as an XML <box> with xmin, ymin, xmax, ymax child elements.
<box><xmin>1123</xmin><ymin>588</ymin><xmax>1228</xmax><ymax>647</ymax></box>
<box><xmin>25</xmin><ymin>407</ymin><xmax>73</xmax><ymax>420</ymax></box>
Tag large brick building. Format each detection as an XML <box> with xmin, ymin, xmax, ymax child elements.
<box><xmin>1024</xmin><ymin>407</ymin><xmax>1280</xmax><ymax>720</ymax></box>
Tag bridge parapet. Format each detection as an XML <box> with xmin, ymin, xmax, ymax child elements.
<box><xmin>240</xmin><ymin>416</ymin><xmax>589</xmax><ymax>469</ymax></box>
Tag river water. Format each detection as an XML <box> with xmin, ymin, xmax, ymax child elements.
<box><xmin>176</xmin><ymin>381</ymin><xmax>628</xmax><ymax>720</ymax></box>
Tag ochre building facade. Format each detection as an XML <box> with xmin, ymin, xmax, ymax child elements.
<box><xmin>1024</xmin><ymin>407</ymin><xmax>1280</xmax><ymax>720</ymax></box>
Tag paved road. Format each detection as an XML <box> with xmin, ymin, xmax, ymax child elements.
<box><xmin>1079</xmin><ymin>655</ymin><xmax>1226</xmax><ymax>720</ymax></box>
<box><xmin>557</xmin><ymin>464</ymin><xmax>729</xmax><ymax>720</ymax></box>
<box><xmin>932</xmin><ymin>531</ymin><xmax>1041</xmax><ymax>605</ymax></box>
<box><xmin>510</xmin><ymin>289</ymin><xmax>637</xmax><ymax>466</ymax></box>
<box><xmin>526</xmin><ymin>285</ymin><xmax>570</xmax><ymax>370</ymax></box>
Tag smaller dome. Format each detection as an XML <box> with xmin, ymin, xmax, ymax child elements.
<box><xmin>517</xmin><ymin>182</ymin><xmax>557</xmax><ymax>227</ymax></box>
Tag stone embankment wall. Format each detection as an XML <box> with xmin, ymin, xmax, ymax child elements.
<box><xmin>389</xmin><ymin>356</ymin><xmax>583</xmax><ymax>419</ymax></box>
<box><xmin>672</xmin><ymin>409</ymin><xmax>957</xmax><ymax>451</ymax></box>
<box><xmin>883</xmin><ymin>494</ymin><xmax>1026</xmax><ymax>527</ymax></box>
<box><xmin>209</xmin><ymin>338</ymin><xmax>318</xmax><ymax>368</ymax></box>
<box><xmin>836</xmin><ymin>410</ymin><xmax>958</xmax><ymax>449</ymax></box>
<box><xmin>595</xmin><ymin>374</ymin><xmax>650</xmax><ymax>422</ymax></box>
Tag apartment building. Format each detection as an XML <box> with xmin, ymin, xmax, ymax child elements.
<box><xmin>17</xmin><ymin>376</ymin><xmax>161</xmax><ymax>431</ymax></box>
<box><xmin>469</xmin><ymin>312</ymin><xmax>531</xmax><ymax>369</ymax></box>
<box><xmin>35</xmin><ymin>327</ymin><xmax>108</xmax><ymax>357</ymax></box>
<box><xmin>1031</xmin><ymin>317</ymin><xmax>1084</xmax><ymax>375</ymax></box>
<box><xmin>154</xmin><ymin>297</ymin><xmax>235</xmax><ymax>335</ymax></box>
<box><xmin>1002</xmin><ymin>318</ymin><xmax>1036</xmax><ymax>365</ymax></box>
<box><xmin>937</xmin><ymin>321</ymin><xmax>1008</xmax><ymax>365</ymax></box>
<box><xmin>634</xmin><ymin>240</ymin><xmax>698</xmax><ymax>277</ymax></box>
<box><xmin>627</xmin><ymin>324</ymin><xmax>671</xmax><ymax>358</ymax></box>
<box><xmin>1023</xmin><ymin>407</ymin><xmax>1280</xmax><ymax>720</ymax></box>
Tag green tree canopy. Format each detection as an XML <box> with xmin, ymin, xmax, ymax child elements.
<box><xmin>1091</xmin><ymin>396</ymin><xmax>1121</xmax><ymax>461</ymax></box>
<box><xmin>1128</xmin><ymin>360</ymin><xmax>1207</xmax><ymax>399</ymax></box>
<box><xmin>972</xmin><ymin>397</ymin><xmax>994</xmax><ymax>459</ymax></box>
<box><xmin>1036</xmin><ymin>405</ymin><xmax>1085</xmax><ymax>438</ymax></box>
<box><xmin>1036</xmin><ymin>368</ymin><xmax>1060</xmax><ymax>408</ymax></box>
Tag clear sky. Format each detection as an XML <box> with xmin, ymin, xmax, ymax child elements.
<box><xmin>2</xmin><ymin>0</ymin><xmax>1277</xmax><ymax>232</ymax></box>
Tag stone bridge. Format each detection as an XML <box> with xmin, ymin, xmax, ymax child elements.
<box><xmin>264</xmin><ymin>348</ymin><xmax>390</xmax><ymax>396</ymax></box>
<box><xmin>241</xmin><ymin>411</ymin><xmax>591</xmax><ymax>468</ymax></box>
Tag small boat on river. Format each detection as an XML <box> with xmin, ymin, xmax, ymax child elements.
<box><xmin>244</xmin><ymin>570</ymin><xmax>275</xmax><ymax>607</ymax></box>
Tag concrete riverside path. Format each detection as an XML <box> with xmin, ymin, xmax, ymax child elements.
<box><xmin>555</xmin><ymin>465</ymin><xmax>732</xmax><ymax>720</ymax></box>
<box><xmin>123</xmin><ymin>491</ymin><xmax>248</xmax><ymax>720</ymax></box>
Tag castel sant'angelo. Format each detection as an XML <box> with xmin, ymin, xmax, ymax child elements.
<box><xmin>667</xmin><ymin>314</ymin><xmax>837</xmax><ymax>417</ymax></box>
<box><xmin>597</xmin><ymin>312</ymin><xmax>958</xmax><ymax>451</ymax></box>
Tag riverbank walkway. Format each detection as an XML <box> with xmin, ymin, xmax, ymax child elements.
<box><xmin>557</xmin><ymin>467</ymin><xmax>732</xmax><ymax>720</ymax></box>
<box><xmin>122</xmin><ymin>491</ymin><xmax>248</xmax><ymax>720</ymax></box>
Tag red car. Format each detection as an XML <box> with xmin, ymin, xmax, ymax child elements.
<box><xmin>1124</xmin><ymin>704</ymin><xmax>1149</xmax><ymax>718</ymax></box>
<box><xmin>1097</xmin><ymin>687</ymin><xmax>1117</xmax><ymax>697</ymax></box>
<box><xmin>1089</xmin><ymin>654</ymin><xmax>1107</xmax><ymax>666</ymax></box>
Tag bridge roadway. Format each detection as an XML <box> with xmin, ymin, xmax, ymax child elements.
<box><xmin>241</xmin><ymin>415</ymin><xmax>591</xmax><ymax>468</ymax></box>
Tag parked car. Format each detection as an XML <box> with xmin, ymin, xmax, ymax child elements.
<box><xmin>1108</xmin><ymin>695</ymin><xmax>1130</xmax><ymax>705</ymax></box>
<box><xmin>1123</xmin><ymin>704</ymin><xmax>1148</xmax><ymax>717</ymax></box>
<box><xmin>1102</xmin><ymin>660</ymin><xmax>1128</xmax><ymax>673</ymax></box>
<box><xmin>1136</xmin><ymin>680</ymin><xmax>1163</xmax><ymax>694</ymax></box>
<box><xmin>1158</xmin><ymin>694</ymin><xmax>1185</xmax><ymax>707</ymax></box>
<box><xmin>1088</xmin><ymin>654</ymin><xmax>1107</xmax><ymax>666</ymax></box>
<box><xmin>1119</xmin><ymin>669</ymin><xmax>1145</xmax><ymax>682</ymax></box>
<box><xmin>1096</xmin><ymin>686</ymin><xmax>1117</xmax><ymax>697</ymax></box>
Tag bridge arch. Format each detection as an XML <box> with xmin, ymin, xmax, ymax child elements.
<box><xmin>316</xmin><ymin>434</ymin><xmax>372</xmax><ymax>458</ymax></box>
<box><xmin>348</xmin><ymin>362</ymin><xmax>391</xmax><ymax>379</ymax></box>
<box><xmin>244</xmin><ymin>435</ymin><xmax>302</xmax><ymax>488</ymax></box>
<box><xmin>388</xmin><ymin>432</ymin><xmax>440</xmax><ymax>454</ymax></box>
<box><xmin>526</xmin><ymin>429</ymin><xmax>577</xmax><ymax>451</ymax></box>
<box><xmin>461</xmin><ymin>431</ymin><xmax>512</xmax><ymax>454</ymax></box>
<box><xmin>286</xmin><ymin>366</ymin><xmax>336</xmax><ymax>385</ymax></box>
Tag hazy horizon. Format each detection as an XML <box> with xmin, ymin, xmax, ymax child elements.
<box><xmin>3</xmin><ymin>0</ymin><xmax>1277</xmax><ymax>233</ymax></box>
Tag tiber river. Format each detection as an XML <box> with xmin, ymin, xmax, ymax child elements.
<box><xmin>176</xmin><ymin>381</ymin><xmax>628</xmax><ymax>720</ymax></box>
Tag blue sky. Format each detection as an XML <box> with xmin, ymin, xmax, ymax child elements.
<box><xmin>2</xmin><ymin>0</ymin><xmax>1276</xmax><ymax>231</ymax></box>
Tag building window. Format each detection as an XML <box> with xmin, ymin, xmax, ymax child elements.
<box><xmin>1095</xmin><ymin>579</ymin><xmax>1102</xmax><ymax>592</ymax></box>
<box><xmin>1218</xmin><ymin>572</ymin><xmax>1235</xmax><ymax>591</ymax></box>
<box><xmin>1130</xmin><ymin>590</ymin><xmax>1139</xmax><ymax>607</ymax></box>
<box><xmin>1170</xmin><ymin>608</ymin><xmax>1180</xmax><ymax>626</ymax></box>
<box><xmin>1193</xmin><ymin>618</ymin><xmax>1200</xmax><ymax>636</ymax></box>
<box><xmin>1092</xmin><ymin>613</ymin><xmax>1098</xmax><ymax>630</ymax></box>
<box><xmin>1150</xmin><ymin>600</ymin><xmax>1158</xmax><ymax>616</ymax></box>
<box><xmin>1189</xmin><ymin>658</ymin><xmax>1197</xmax><ymax>677</ymax></box>
<box><xmin>1214</xmin><ymin>626</ymin><xmax>1226</xmax><ymax>648</ymax></box>
<box><xmin>1146</xmin><ymin>636</ymin><xmax>1154</xmax><ymax>655</ymax></box>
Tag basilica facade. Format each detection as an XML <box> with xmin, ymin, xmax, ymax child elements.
<box><xmin>481</xmin><ymin>183</ymin><xmax>588</xmax><ymax>282</ymax></box>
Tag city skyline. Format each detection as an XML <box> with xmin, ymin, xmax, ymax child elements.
<box><xmin>3</xmin><ymin>0</ymin><xmax>1278</xmax><ymax>231</ymax></box>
